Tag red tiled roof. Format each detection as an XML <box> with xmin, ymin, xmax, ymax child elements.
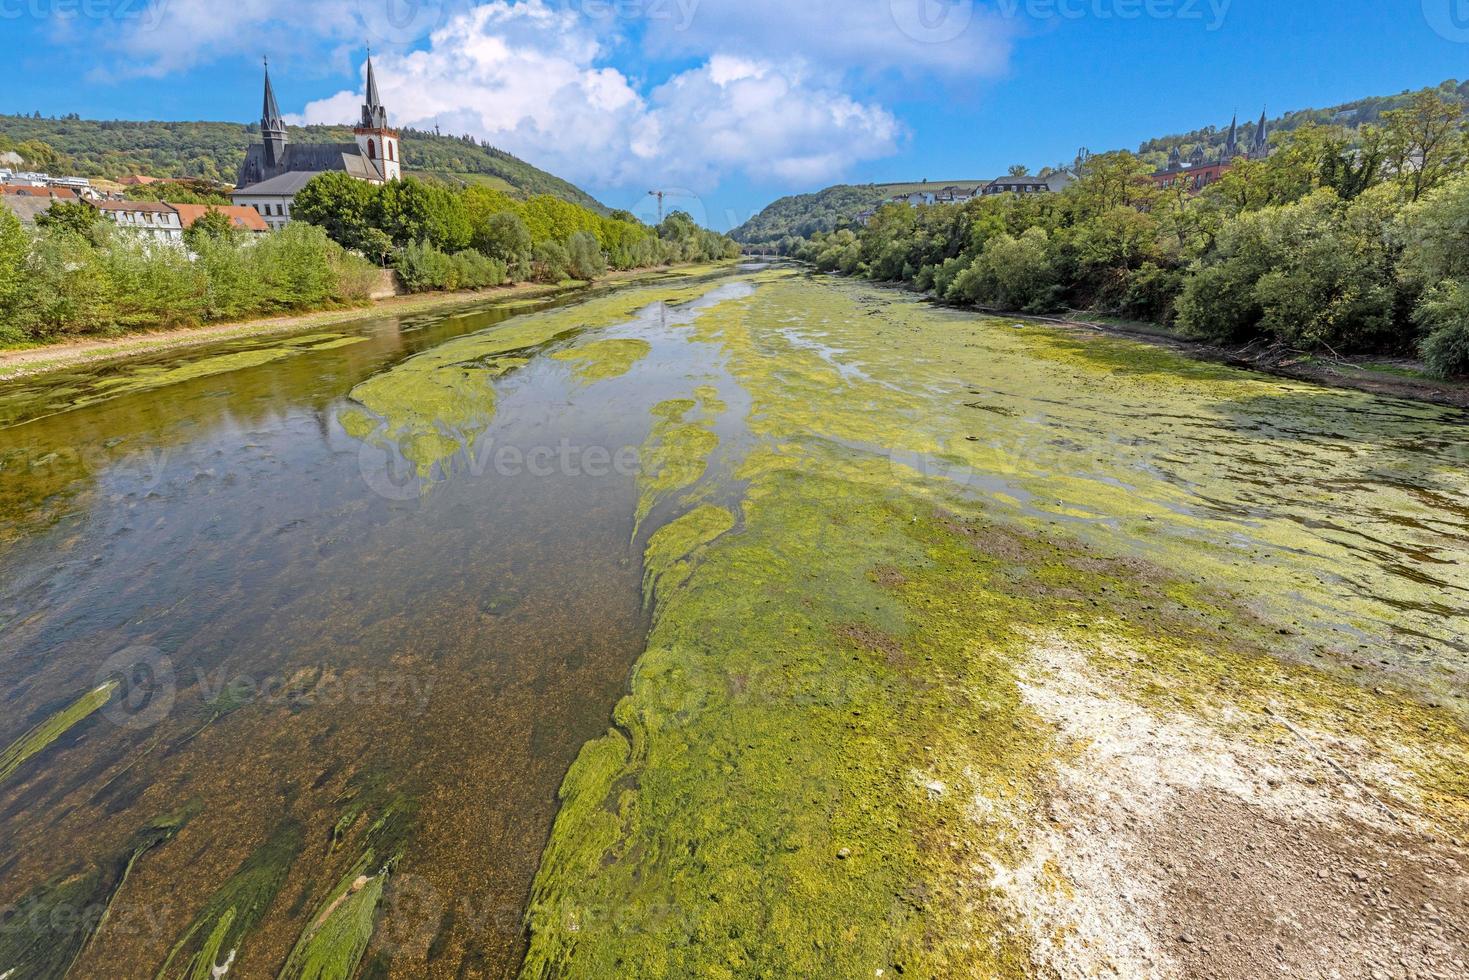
<box><xmin>171</xmin><ymin>203</ymin><xmax>270</xmax><ymax>233</ymax></box>
<box><xmin>0</xmin><ymin>184</ymin><xmax>77</xmax><ymax>200</ymax></box>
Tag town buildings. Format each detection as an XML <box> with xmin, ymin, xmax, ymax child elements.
<box><xmin>232</xmin><ymin>57</ymin><xmax>401</xmax><ymax>229</ymax></box>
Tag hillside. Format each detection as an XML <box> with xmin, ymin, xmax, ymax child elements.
<box><xmin>1136</xmin><ymin>78</ymin><xmax>1469</xmax><ymax>164</ymax></box>
<box><xmin>732</xmin><ymin>79</ymin><xmax>1469</xmax><ymax>245</ymax></box>
<box><xmin>0</xmin><ymin>114</ymin><xmax>606</xmax><ymax>213</ymax></box>
<box><xmin>731</xmin><ymin>180</ymin><xmax>993</xmax><ymax>245</ymax></box>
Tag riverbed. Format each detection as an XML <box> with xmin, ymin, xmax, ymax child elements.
<box><xmin>2</xmin><ymin>264</ymin><xmax>1466</xmax><ymax>978</ymax></box>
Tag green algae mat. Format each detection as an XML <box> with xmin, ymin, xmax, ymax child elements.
<box><xmin>0</xmin><ymin>263</ymin><xmax>1465</xmax><ymax>978</ymax></box>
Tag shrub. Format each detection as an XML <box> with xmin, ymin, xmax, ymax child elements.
<box><xmin>396</xmin><ymin>240</ymin><xmax>456</xmax><ymax>292</ymax></box>
<box><xmin>566</xmin><ymin>231</ymin><xmax>607</xmax><ymax>281</ymax></box>
<box><xmin>532</xmin><ymin>239</ymin><xmax>571</xmax><ymax>282</ymax></box>
<box><xmin>947</xmin><ymin>228</ymin><xmax>1059</xmax><ymax>313</ymax></box>
<box><xmin>451</xmin><ymin>250</ymin><xmax>507</xmax><ymax>289</ymax></box>
<box><xmin>1417</xmin><ymin>280</ymin><xmax>1469</xmax><ymax>378</ymax></box>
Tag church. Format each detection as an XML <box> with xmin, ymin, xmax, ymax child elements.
<box><xmin>1149</xmin><ymin>109</ymin><xmax>1271</xmax><ymax>193</ymax></box>
<box><xmin>232</xmin><ymin>57</ymin><xmax>401</xmax><ymax>230</ymax></box>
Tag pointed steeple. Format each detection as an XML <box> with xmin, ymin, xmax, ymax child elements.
<box><xmin>360</xmin><ymin>52</ymin><xmax>388</xmax><ymax>130</ymax></box>
<box><xmin>1224</xmin><ymin>112</ymin><xmax>1239</xmax><ymax>159</ymax></box>
<box><xmin>261</xmin><ymin>57</ymin><xmax>284</xmax><ymax>132</ymax></box>
<box><xmin>1252</xmin><ymin>107</ymin><xmax>1269</xmax><ymax>157</ymax></box>
<box><xmin>260</xmin><ymin>57</ymin><xmax>288</xmax><ymax>169</ymax></box>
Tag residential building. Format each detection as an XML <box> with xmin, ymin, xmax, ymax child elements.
<box><xmin>1</xmin><ymin>184</ymin><xmax>77</xmax><ymax>201</ymax></box>
<box><xmin>94</xmin><ymin>200</ymin><xmax>185</xmax><ymax>244</ymax></box>
<box><xmin>172</xmin><ymin>203</ymin><xmax>270</xmax><ymax>235</ymax></box>
<box><xmin>0</xmin><ymin>194</ymin><xmax>53</xmax><ymax>227</ymax></box>
<box><xmin>983</xmin><ymin>171</ymin><xmax>1074</xmax><ymax>195</ymax></box>
<box><xmin>232</xmin><ymin>55</ymin><xmax>402</xmax><ymax>228</ymax></box>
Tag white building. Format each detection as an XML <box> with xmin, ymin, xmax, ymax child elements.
<box><xmin>94</xmin><ymin>200</ymin><xmax>184</xmax><ymax>244</ymax></box>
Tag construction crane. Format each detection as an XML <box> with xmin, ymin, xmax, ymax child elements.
<box><xmin>648</xmin><ymin>190</ymin><xmax>667</xmax><ymax>223</ymax></box>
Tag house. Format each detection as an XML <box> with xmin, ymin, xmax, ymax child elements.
<box><xmin>119</xmin><ymin>175</ymin><xmax>162</xmax><ymax>186</ymax></box>
<box><xmin>94</xmin><ymin>200</ymin><xmax>185</xmax><ymax>244</ymax></box>
<box><xmin>1</xmin><ymin>184</ymin><xmax>78</xmax><ymax>201</ymax></box>
<box><xmin>983</xmin><ymin>171</ymin><xmax>1073</xmax><ymax>196</ymax></box>
<box><xmin>232</xmin><ymin>55</ymin><xmax>402</xmax><ymax>229</ymax></box>
<box><xmin>1148</xmin><ymin>109</ymin><xmax>1271</xmax><ymax>193</ymax></box>
<box><xmin>171</xmin><ymin>203</ymin><xmax>270</xmax><ymax>235</ymax></box>
<box><xmin>0</xmin><ymin>194</ymin><xmax>54</xmax><ymax>227</ymax></box>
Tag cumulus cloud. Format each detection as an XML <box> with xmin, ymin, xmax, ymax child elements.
<box><xmin>293</xmin><ymin>2</ymin><xmax>903</xmax><ymax>191</ymax></box>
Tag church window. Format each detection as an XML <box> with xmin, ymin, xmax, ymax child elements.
<box><xmin>368</xmin><ymin>139</ymin><xmax>377</xmax><ymax>160</ymax></box>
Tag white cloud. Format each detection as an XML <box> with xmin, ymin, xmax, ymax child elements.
<box><xmin>292</xmin><ymin>2</ymin><xmax>904</xmax><ymax>192</ymax></box>
<box><xmin>638</xmin><ymin>0</ymin><xmax>1018</xmax><ymax>78</ymax></box>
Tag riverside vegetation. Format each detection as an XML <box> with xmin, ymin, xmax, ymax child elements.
<box><xmin>0</xmin><ymin>174</ymin><xmax>737</xmax><ymax>348</ymax></box>
<box><xmin>780</xmin><ymin>91</ymin><xmax>1469</xmax><ymax>379</ymax></box>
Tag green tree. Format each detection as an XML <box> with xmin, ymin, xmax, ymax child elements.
<box><xmin>292</xmin><ymin>172</ymin><xmax>376</xmax><ymax>251</ymax></box>
<box><xmin>566</xmin><ymin>230</ymin><xmax>607</xmax><ymax>280</ymax></box>
<box><xmin>1383</xmin><ymin>92</ymin><xmax>1467</xmax><ymax>202</ymax></box>
<box><xmin>182</xmin><ymin>207</ymin><xmax>238</xmax><ymax>251</ymax></box>
<box><xmin>35</xmin><ymin>200</ymin><xmax>102</xmax><ymax>237</ymax></box>
<box><xmin>0</xmin><ymin>207</ymin><xmax>29</xmax><ymax>343</ymax></box>
<box><xmin>473</xmin><ymin>211</ymin><xmax>533</xmax><ymax>265</ymax></box>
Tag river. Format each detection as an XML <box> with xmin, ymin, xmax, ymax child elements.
<box><xmin>2</xmin><ymin>263</ymin><xmax>1466</xmax><ymax>978</ymax></box>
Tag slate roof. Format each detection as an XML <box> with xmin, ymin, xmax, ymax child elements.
<box><xmin>236</xmin><ymin>143</ymin><xmax>383</xmax><ymax>191</ymax></box>
<box><xmin>231</xmin><ymin>170</ymin><xmax>333</xmax><ymax>197</ymax></box>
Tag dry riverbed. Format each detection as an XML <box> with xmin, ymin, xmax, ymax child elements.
<box><xmin>1</xmin><ymin>264</ymin><xmax>1464</xmax><ymax>978</ymax></box>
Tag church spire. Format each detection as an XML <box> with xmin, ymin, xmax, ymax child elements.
<box><xmin>1252</xmin><ymin>107</ymin><xmax>1269</xmax><ymax>156</ymax></box>
<box><xmin>1224</xmin><ymin>111</ymin><xmax>1239</xmax><ymax>159</ymax></box>
<box><xmin>261</xmin><ymin>57</ymin><xmax>287</xmax><ymax>169</ymax></box>
<box><xmin>360</xmin><ymin>52</ymin><xmax>388</xmax><ymax>130</ymax></box>
<box><xmin>262</xmin><ymin>57</ymin><xmax>285</xmax><ymax>132</ymax></box>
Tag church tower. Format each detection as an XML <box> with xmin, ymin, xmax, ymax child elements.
<box><xmin>1223</xmin><ymin>112</ymin><xmax>1239</xmax><ymax>161</ymax></box>
<box><xmin>1251</xmin><ymin>108</ymin><xmax>1270</xmax><ymax>159</ymax></box>
<box><xmin>261</xmin><ymin>58</ymin><xmax>288</xmax><ymax>171</ymax></box>
<box><xmin>354</xmin><ymin>56</ymin><xmax>400</xmax><ymax>182</ymax></box>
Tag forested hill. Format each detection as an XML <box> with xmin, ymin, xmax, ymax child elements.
<box><xmin>0</xmin><ymin>114</ymin><xmax>606</xmax><ymax>212</ymax></box>
<box><xmin>730</xmin><ymin>185</ymin><xmax>892</xmax><ymax>245</ymax></box>
<box><xmin>732</xmin><ymin>79</ymin><xmax>1469</xmax><ymax>245</ymax></box>
<box><xmin>1137</xmin><ymin>79</ymin><xmax>1469</xmax><ymax>160</ymax></box>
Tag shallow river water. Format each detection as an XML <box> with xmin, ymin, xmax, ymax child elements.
<box><xmin>1</xmin><ymin>264</ymin><xmax>1466</xmax><ymax>978</ymax></box>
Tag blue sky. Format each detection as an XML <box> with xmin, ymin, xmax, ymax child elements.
<box><xmin>2</xmin><ymin>1</ymin><xmax>1466</xmax><ymax>229</ymax></box>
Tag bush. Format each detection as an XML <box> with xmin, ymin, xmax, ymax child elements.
<box><xmin>566</xmin><ymin>230</ymin><xmax>607</xmax><ymax>281</ymax></box>
<box><xmin>1177</xmin><ymin>190</ymin><xmax>1399</xmax><ymax>350</ymax></box>
<box><xmin>1417</xmin><ymin>280</ymin><xmax>1469</xmax><ymax>378</ymax></box>
<box><xmin>947</xmin><ymin>228</ymin><xmax>1059</xmax><ymax>313</ymax></box>
<box><xmin>532</xmin><ymin>239</ymin><xmax>571</xmax><ymax>282</ymax></box>
<box><xmin>452</xmin><ymin>249</ymin><xmax>507</xmax><ymax>289</ymax></box>
<box><xmin>396</xmin><ymin>240</ymin><xmax>457</xmax><ymax>293</ymax></box>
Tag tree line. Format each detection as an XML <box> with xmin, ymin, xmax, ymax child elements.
<box><xmin>289</xmin><ymin>173</ymin><xmax>738</xmax><ymax>294</ymax></box>
<box><xmin>0</xmin><ymin>173</ymin><xmax>738</xmax><ymax>347</ymax></box>
<box><xmin>0</xmin><ymin>204</ymin><xmax>379</xmax><ymax>345</ymax></box>
<box><xmin>785</xmin><ymin>92</ymin><xmax>1469</xmax><ymax>379</ymax></box>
